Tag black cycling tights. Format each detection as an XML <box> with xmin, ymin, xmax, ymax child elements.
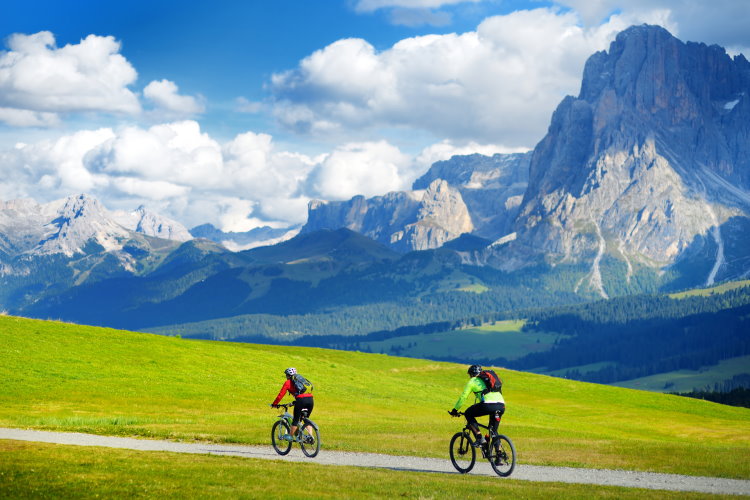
<box><xmin>293</xmin><ymin>397</ymin><xmax>314</xmax><ymax>427</ymax></box>
<box><xmin>464</xmin><ymin>402</ymin><xmax>505</xmax><ymax>434</ymax></box>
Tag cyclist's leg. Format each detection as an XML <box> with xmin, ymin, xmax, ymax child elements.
<box><xmin>292</xmin><ymin>397</ymin><xmax>314</xmax><ymax>437</ymax></box>
<box><xmin>290</xmin><ymin>400</ymin><xmax>302</xmax><ymax>438</ymax></box>
<box><xmin>464</xmin><ymin>404</ymin><xmax>489</xmax><ymax>440</ymax></box>
<box><xmin>487</xmin><ymin>402</ymin><xmax>505</xmax><ymax>435</ymax></box>
<box><xmin>301</xmin><ymin>397</ymin><xmax>314</xmax><ymax>434</ymax></box>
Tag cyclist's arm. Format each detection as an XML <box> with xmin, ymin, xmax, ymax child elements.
<box><xmin>271</xmin><ymin>379</ymin><xmax>291</xmax><ymax>406</ymax></box>
<box><xmin>453</xmin><ymin>378</ymin><xmax>482</xmax><ymax>410</ymax></box>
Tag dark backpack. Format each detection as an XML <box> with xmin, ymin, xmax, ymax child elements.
<box><xmin>477</xmin><ymin>369</ymin><xmax>503</xmax><ymax>394</ymax></box>
<box><xmin>291</xmin><ymin>374</ymin><xmax>314</xmax><ymax>395</ymax></box>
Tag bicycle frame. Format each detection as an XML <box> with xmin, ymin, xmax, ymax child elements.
<box><xmin>457</xmin><ymin>411</ymin><xmax>501</xmax><ymax>449</ymax></box>
<box><xmin>271</xmin><ymin>401</ymin><xmax>321</xmax><ymax>458</ymax></box>
<box><xmin>449</xmin><ymin>410</ymin><xmax>516</xmax><ymax>477</ymax></box>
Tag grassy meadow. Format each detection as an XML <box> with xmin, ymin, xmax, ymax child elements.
<box><xmin>1</xmin><ymin>314</ymin><xmax>749</xmax><ymax>483</ymax></box>
<box><xmin>669</xmin><ymin>279</ymin><xmax>750</xmax><ymax>299</ymax></box>
<box><xmin>360</xmin><ymin>319</ymin><xmax>564</xmax><ymax>360</ymax></box>
<box><xmin>0</xmin><ymin>440</ymin><xmax>732</xmax><ymax>500</ymax></box>
<box><xmin>612</xmin><ymin>355</ymin><xmax>750</xmax><ymax>393</ymax></box>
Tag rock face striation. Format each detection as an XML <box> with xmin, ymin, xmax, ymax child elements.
<box><xmin>414</xmin><ymin>152</ymin><xmax>531</xmax><ymax>241</ymax></box>
<box><xmin>304</xmin><ymin>179</ymin><xmax>473</xmax><ymax>252</ymax></box>
<box><xmin>489</xmin><ymin>25</ymin><xmax>750</xmax><ymax>292</ymax></box>
<box><xmin>303</xmin><ymin>152</ymin><xmax>531</xmax><ymax>252</ymax></box>
<box><xmin>112</xmin><ymin>205</ymin><xmax>193</xmax><ymax>243</ymax></box>
<box><xmin>0</xmin><ymin>193</ymin><xmax>195</xmax><ymax>291</ymax></box>
<box><xmin>0</xmin><ymin>194</ymin><xmax>191</xmax><ymax>259</ymax></box>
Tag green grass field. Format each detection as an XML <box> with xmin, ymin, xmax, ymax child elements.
<box><xmin>0</xmin><ymin>440</ymin><xmax>730</xmax><ymax>500</ymax></box>
<box><xmin>362</xmin><ymin>320</ymin><xmax>564</xmax><ymax>360</ymax></box>
<box><xmin>1</xmin><ymin>314</ymin><xmax>749</xmax><ymax>485</ymax></box>
<box><xmin>669</xmin><ymin>280</ymin><xmax>750</xmax><ymax>299</ymax></box>
<box><xmin>611</xmin><ymin>355</ymin><xmax>750</xmax><ymax>393</ymax></box>
<box><xmin>2</xmin><ymin>440</ymin><xmax>730</xmax><ymax>499</ymax></box>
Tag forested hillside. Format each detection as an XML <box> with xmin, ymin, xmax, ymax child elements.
<box><xmin>503</xmin><ymin>285</ymin><xmax>750</xmax><ymax>385</ymax></box>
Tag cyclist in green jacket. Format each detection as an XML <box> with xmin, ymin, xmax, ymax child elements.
<box><xmin>449</xmin><ymin>364</ymin><xmax>505</xmax><ymax>447</ymax></box>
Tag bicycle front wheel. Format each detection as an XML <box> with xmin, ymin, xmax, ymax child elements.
<box><xmin>488</xmin><ymin>434</ymin><xmax>516</xmax><ymax>477</ymax></box>
<box><xmin>271</xmin><ymin>420</ymin><xmax>292</xmax><ymax>455</ymax></box>
<box><xmin>449</xmin><ymin>431</ymin><xmax>476</xmax><ymax>473</ymax></box>
<box><xmin>299</xmin><ymin>419</ymin><xmax>320</xmax><ymax>458</ymax></box>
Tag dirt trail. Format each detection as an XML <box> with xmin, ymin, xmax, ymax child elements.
<box><xmin>1</xmin><ymin>427</ymin><xmax>748</xmax><ymax>496</ymax></box>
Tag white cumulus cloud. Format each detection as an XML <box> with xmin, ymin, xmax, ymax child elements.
<box><xmin>270</xmin><ymin>6</ymin><xmax>717</xmax><ymax>148</ymax></box>
<box><xmin>306</xmin><ymin>141</ymin><xmax>412</xmax><ymax>200</ymax></box>
<box><xmin>143</xmin><ymin>79</ymin><xmax>205</xmax><ymax>116</ymax></box>
<box><xmin>556</xmin><ymin>0</ymin><xmax>750</xmax><ymax>56</ymax></box>
<box><xmin>0</xmin><ymin>31</ymin><xmax>140</xmax><ymax>126</ymax></box>
<box><xmin>1</xmin><ymin>119</ymin><xmax>502</xmax><ymax>231</ymax></box>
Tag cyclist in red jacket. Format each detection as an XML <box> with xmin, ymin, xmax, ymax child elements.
<box><xmin>270</xmin><ymin>367</ymin><xmax>314</xmax><ymax>441</ymax></box>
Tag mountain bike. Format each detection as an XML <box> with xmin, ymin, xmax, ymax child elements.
<box><xmin>448</xmin><ymin>410</ymin><xmax>516</xmax><ymax>477</ymax></box>
<box><xmin>270</xmin><ymin>402</ymin><xmax>320</xmax><ymax>457</ymax></box>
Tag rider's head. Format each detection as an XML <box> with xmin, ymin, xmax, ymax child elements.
<box><xmin>467</xmin><ymin>364</ymin><xmax>482</xmax><ymax>377</ymax></box>
<box><xmin>284</xmin><ymin>367</ymin><xmax>297</xmax><ymax>378</ymax></box>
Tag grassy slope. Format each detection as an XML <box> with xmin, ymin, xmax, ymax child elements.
<box><xmin>1</xmin><ymin>315</ymin><xmax>749</xmax><ymax>481</ymax></box>
<box><xmin>361</xmin><ymin>320</ymin><xmax>563</xmax><ymax>361</ymax></box>
<box><xmin>611</xmin><ymin>355</ymin><xmax>750</xmax><ymax>392</ymax></box>
<box><xmin>669</xmin><ymin>280</ymin><xmax>750</xmax><ymax>299</ymax></box>
<box><xmin>0</xmin><ymin>441</ymin><xmax>731</xmax><ymax>500</ymax></box>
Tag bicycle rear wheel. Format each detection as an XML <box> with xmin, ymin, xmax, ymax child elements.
<box><xmin>449</xmin><ymin>431</ymin><xmax>476</xmax><ymax>473</ymax></box>
<box><xmin>487</xmin><ymin>434</ymin><xmax>516</xmax><ymax>477</ymax></box>
<box><xmin>271</xmin><ymin>420</ymin><xmax>292</xmax><ymax>455</ymax></box>
<box><xmin>299</xmin><ymin>419</ymin><xmax>320</xmax><ymax>458</ymax></box>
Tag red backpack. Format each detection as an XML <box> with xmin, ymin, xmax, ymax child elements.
<box><xmin>477</xmin><ymin>369</ymin><xmax>503</xmax><ymax>394</ymax></box>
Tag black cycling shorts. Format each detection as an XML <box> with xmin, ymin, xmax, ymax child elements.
<box><xmin>465</xmin><ymin>402</ymin><xmax>505</xmax><ymax>433</ymax></box>
<box><xmin>293</xmin><ymin>396</ymin><xmax>314</xmax><ymax>426</ymax></box>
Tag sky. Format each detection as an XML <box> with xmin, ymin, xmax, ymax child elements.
<box><xmin>1</xmin><ymin>0</ymin><xmax>749</xmax><ymax>232</ymax></box>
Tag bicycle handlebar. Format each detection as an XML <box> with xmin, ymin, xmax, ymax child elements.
<box><xmin>271</xmin><ymin>402</ymin><xmax>295</xmax><ymax>409</ymax></box>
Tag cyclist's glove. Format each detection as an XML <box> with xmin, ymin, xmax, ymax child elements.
<box><xmin>270</xmin><ymin>404</ymin><xmax>278</xmax><ymax>408</ymax></box>
<box><xmin>449</xmin><ymin>408</ymin><xmax>459</xmax><ymax>417</ymax></box>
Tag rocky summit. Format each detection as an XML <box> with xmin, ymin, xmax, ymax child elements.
<box><xmin>487</xmin><ymin>25</ymin><xmax>750</xmax><ymax>294</ymax></box>
<box><xmin>303</xmin><ymin>178</ymin><xmax>474</xmax><ymax>252</ymax></box>
<box><xmin>303</xmin><ymin>152</ymin><xmax>530</xmax><ymax>252</ymax></box>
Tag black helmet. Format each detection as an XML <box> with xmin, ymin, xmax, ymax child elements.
<box><xmin>467</xmin><ymin>364</ymin><xmax>482</xmax><ymax>377</ymax></box>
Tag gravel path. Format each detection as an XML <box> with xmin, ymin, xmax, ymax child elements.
<box><xmin>2</xmin><ymin>427</ymin><xmax>749</xmax><ymax>496</ymax></box>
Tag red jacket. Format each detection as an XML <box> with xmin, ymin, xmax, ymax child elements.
<box><xmin>272</xmin><ymin>378</ymin><xmax>313</xmax><ymax>405</ymax></box>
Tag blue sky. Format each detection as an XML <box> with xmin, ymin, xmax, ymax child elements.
<box><xmin>1</xmin><ymin>0</ymin><xmax>749</xmax><ymax>234</ymax></box>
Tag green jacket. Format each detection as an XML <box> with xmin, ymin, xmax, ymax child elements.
<box><xmin>453</xmin><ymin>376</ymin><xmax>505</xmax><ymax>410</ymax></box>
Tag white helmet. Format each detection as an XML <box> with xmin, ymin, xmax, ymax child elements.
<box><xmin>284</xmin><ymin>367</ymin><xmax>297</xmax><ymax>376</ymax></box>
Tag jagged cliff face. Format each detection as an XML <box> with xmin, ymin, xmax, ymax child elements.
<box><xmin>303</xmin><ymin>152</ymin><xmax>530</xmax><ymax>252</ymax></box>
<box><xmin>112</xmin><ymin>206</ymin><xmax>193</xmax><ymax>242</ymax></box>
<box><xmin>0</xmin><ymin>194</ymin><xmax>191</xmax><ymax>285</ymax></box>
<box><xmin>0</xmin><ymin>194</ymin><xmax>191</xmax><ymax>259</ymax></box>
<box><xmin>494</xmin><ymin>25</ymin><xmax>750</xmax><ymax>291</ymax></box>
<box><xmin>304</xmin><ymin>179</ymin><xmax>474</xmax><ymax>252</ymax></box>
<box><xmin>414</xmin><ymin>152</ymin><xmax>531</xmax><ymax>240</ymax></box>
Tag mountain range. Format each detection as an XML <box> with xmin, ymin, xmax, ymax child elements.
<box><xmin>1</xmin><ymin>24</ymin><xmax>748</xmax><ymax>334</ymax></box>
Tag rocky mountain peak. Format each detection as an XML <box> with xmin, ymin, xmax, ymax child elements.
<box><xmin>302</xmin><ymin>177</ymin><xmax>474</xmax><ymax>252</ymax></box>
<box><xmin>112</xmin><ymin>205</ymin><xmax>192</xmax><ymax>242</ymax></box>
<box><xmin>37</xmin><ymin>194</ymin><xmax>132</xmax><ymax>256</ymax></box>
<box><xmin>495</xmin><ymin>25</ymin><xmax>750</xmax><ymax>291</ymax></box>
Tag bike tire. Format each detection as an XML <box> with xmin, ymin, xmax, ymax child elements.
<box><xmin>298</xmin><ymin>418</ymin><xmax>321</xmax><ymax>458</ymax></box>
<box><xmin>487</xmin><ymin>434</ymin><xmax>516</xmax><ymax>477</ymax></box>
<box><xmin>271</xmin><ymin>420</ymin><xmax>292</xmax><ymax>455</ymax></box>
<box><xmin>449</xmin><ymin>431</ymin><xmax>476</xmax><ymax>473</ymax></box>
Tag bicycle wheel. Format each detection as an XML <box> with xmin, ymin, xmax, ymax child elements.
<box><xmin>487</xmin><ymin>434</ymin><xmax>516</xmax><ymax>477</ymax></box>
<box><xmin>449</xmin><ymin>431</ymin><xmax>476</xmax><ymax>473</ymax></box>
<box><xmin>271</xmin><ymin>420</ymin><xmax>292</xmax><ymax>455</ymax></box>
<box><xmin>298</xmin><ymin>419</ymin><xmax>320</xmax><ymax>458</ymax></box>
